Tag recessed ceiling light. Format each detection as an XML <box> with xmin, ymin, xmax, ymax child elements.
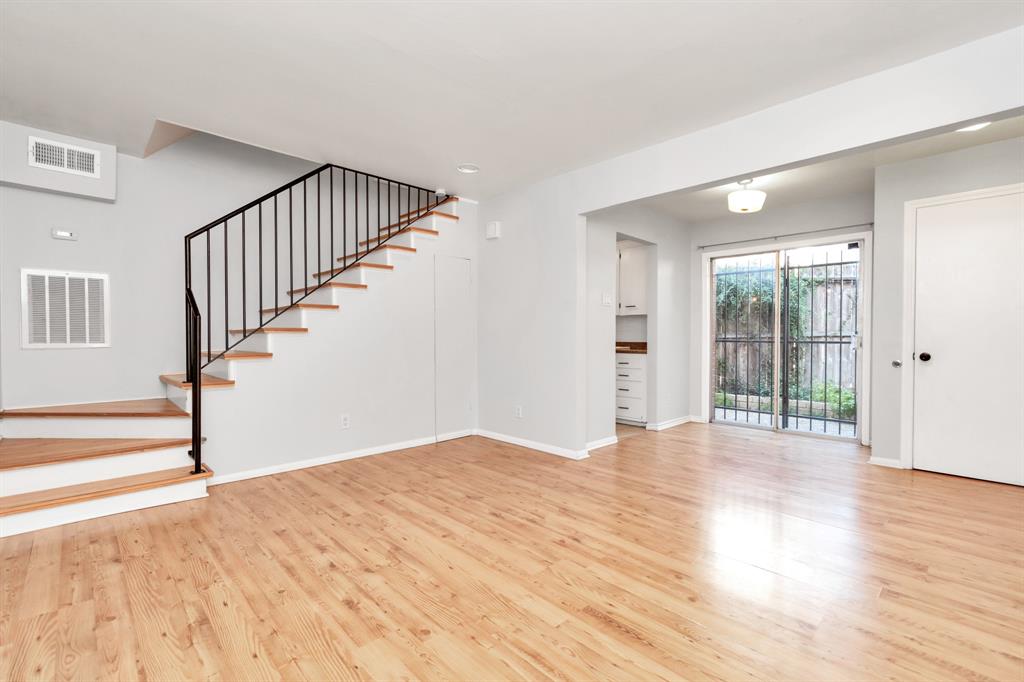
<box><xmin>956</xmin><ymin>122</ymin><xmax>991</xmax><ymax>132</ymax></box>
<box><xmin>456</xmin><ymin>163</ymin><xmax>480</xmax><ymax>174</ymax></box>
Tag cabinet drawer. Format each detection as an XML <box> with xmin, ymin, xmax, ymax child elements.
<box><xmin>615</xmin><ymin>354</ymin><xmax>647</xmax><ymax>369</ymax></box>
<box><xmin>615</xmin><ymin>381</ymin><xmax>643</xmax><ymax>396</ymax></box>
<box><xmin>615</xmin><ymin>396</ymin><xmax>645</xmax><ymax>421</ymax></box>
<box><xmin>615</xmin><ymin>366</ymin><xmax>644</xmax><ymax>382</ymax></box>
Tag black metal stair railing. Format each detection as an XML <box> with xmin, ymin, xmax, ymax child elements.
<box><xmin>183</xmin><ymin>163</ymin><xmax>450</xmax><ymax>473</ymax></box>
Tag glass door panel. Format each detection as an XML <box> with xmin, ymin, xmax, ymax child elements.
<box><xmin>712</xmin><ymin>252</ymin><xmax>776</xmax><ymax>428</ymax></box>
<box><xmin>780</xmin><ymin>243</ymin><xmax>860</xmax><ymax>437</ymax></box>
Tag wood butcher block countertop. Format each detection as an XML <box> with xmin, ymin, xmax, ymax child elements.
<box><xmin>615</xmin><ymin>341</ymin><xmax>647</xmax><ymax>354</ymax></box>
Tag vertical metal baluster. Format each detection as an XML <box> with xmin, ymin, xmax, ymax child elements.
<box><xmin>824</xmin><ymin>260</ymin><xmax>830</xmax><ymax>433</ymax></box>
<box><xmin>377</xmin><ymin>176</ymin><xmax>381</xmax><ymax>244</ymax></box>
<box><xmin>330</xmin><ymin>167</ymin><xmax>334</xmax><ymax>272</ymax></box>
<box><xmin>317</xmin><ymin>172</ymin><xmax>322</xmax><ymax>282</ymax></box>
<box><xmin>242</xmin><ymin>211</ymin><xmax>246</xmax><ymax>335</ymax></box>
<box><xmin>289</xmin><ymin>186</ymin><xmax>294</xmax><ymax>301</ymax></box>
<box><xmin>388</xmin><ymin>180</ymin><xmax>392</xmax><ymax>236</ymax></box>
<box><xmin>258</xmin><ymin>203</ymin><xmax>263</xmax><ymax>323</ymax></box>
<box><xmin>365</xmin><ymin>174</ymin><xmax>369</xmax><ymax>255</ymax></box>
<box><xmin>274</xmin><ymin>194</ymin><xmax>279</xmax><ymax>313</ymax></box>
<box><xmin>343</xmin><ymin>170</ymin><xmax>347</xmax><ymax>266</ymax></box>
<box><xmin>206</xmin><ymin>230</ymin><xmax>211</xmax><ymax>360</ymax></box>
<box><xmin>839</xmin><ymin>257</ymin><xmax>845</xmax><ymax>434</ymax></box>
<box><xmin>355</xmin><ymin>172</ymin><xmax>359</xmax><ymax>259</ymax></box>
<box><xmin>223</xmin><ymin>220</ymin><xmax>228</xmax><ymax>351</ymax></box>
<box><xmin>745</xmin><ymin>263</ymin><xmax>751</xmax><ymax>423</ymax></box>
<box><xmin>303</xmin><ymin>179</ymin><xmax>308</xmax><ymax>294</ymax></box>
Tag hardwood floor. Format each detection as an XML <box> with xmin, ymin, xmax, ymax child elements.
<box><xmin>2</xmin><ymin>424</ymin><xmax>1022</xmax><ymax>681</ymax></box>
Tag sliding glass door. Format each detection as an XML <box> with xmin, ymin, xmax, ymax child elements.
<box><xmin>711</xmin><ymin>241</ymin><xmax>862</xmax><ymax>439</ymax></box>
<box><xmin>712</xmin><ymin>252</ymin><xmax>777</xmax><ymax>428</ymax></box>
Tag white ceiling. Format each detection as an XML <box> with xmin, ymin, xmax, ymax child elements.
<box><xmin>640</xmin><ymin>115</ymin><xmax>1024</xmax><ymax>223</ymax></box>
<box><xmin>1</xmin><ymin>2</ymin><xmax>1022</xmax><ymax>197</ymax></box>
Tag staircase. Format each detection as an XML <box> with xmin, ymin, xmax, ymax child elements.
<box><xmin>0</xmin><ymin>163</ymin><xmax>457</xmax><ymax>537</ymax></box>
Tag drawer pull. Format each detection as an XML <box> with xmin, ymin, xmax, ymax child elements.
<box><xmin>617</xmin><ymin>374</ymin><xmax>628</xmax><ymax>377</ymax></box>
<box><xmin>617</xmin><ymin>362</ymin><xmax>629</xmax><ymax>365</ymax></box>
<box><xmin>618</xmin><ymin>388</ymin><xmax>629</xmax><ymax>392</ymax></box>
<box><xmin>618</xmin><ymin>406</ymin><xmax>629</xmax><ymax>410</ymax></box>
<box><xmin>625</xmin><ymin>305</ymin><xmax>637</xmax><ymax>308</ymax></box>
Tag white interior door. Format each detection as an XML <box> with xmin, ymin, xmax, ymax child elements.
<box><xmin>434</xmin><ymin>255</ymin><xmax>475</xmax><ymax>439</ymax></box>
<box><xmin>912</xmin><ymin>188</ymin><xmax>1024</xmax><ymax>484</ymax></box>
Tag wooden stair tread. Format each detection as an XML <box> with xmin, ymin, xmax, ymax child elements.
<box><xmin>260</xmin><ymin>303</ymin><xmax>338</xmax><ymax>314</ymax></box>
<box><xmin>338</xmin><ymin>244</ymin><xmax>415</xmax><ymax>262</ymax></box>
<box><xmin>202</xmin><ymin>350</ymin><xmax>273</xmax><ymax>360</ymax></box>
<box><xmin>0</xmin><ymin>438</ymin><xmax>192</xmax><ymax>471</ymax></box>
<box><xmin>0</xmin><ymin>398</ymin><xmax>188</xmax><ymax>419</ymax></box>
<box><xmin>287</xmin><ymin>282</ymin><xmax>367</xmax><ymax>295</ymax></box>
<box><xmin>0</xmin><ymin>465</ymin><xmax>212</xmax><ymax>516</ymax></box>
<box><xmin>228</xmin><ymin>327</ymin><xmax>308</xmax><ymax>334</ymax></box>
<box><xmin>159</xmin><ymin>373</ymin><xmax>236</xmax><ymax>390</ymax></box>
<box><xmin>314</xmin><ymin>262</ymin><xmax>394</xmax><ymax>278</ymax></box>
<box><xmin>359</xmin><ymin>227</ymin><xmax>439</xmax><ymax>247</ymax></box>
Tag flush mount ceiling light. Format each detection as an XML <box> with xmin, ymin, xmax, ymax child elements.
<box><xmin>456</xmin><ymin>163</ymin><xmax>480</xmax><ymax>174</ymax></box>
<box><xmin>728</xmin><ymin>179</ymin><xmax>767</xmax><ymax>214</ymax></box>
<box><xmin>956</xmin><ymin>122</ymin><xmax>991</xmax><ymax>132</ymax></box>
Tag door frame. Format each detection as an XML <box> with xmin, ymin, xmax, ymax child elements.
<box><xmin>699</xmin><ymin>229</ymin><xmax>874</xmax><ymax>445</ymax></box>
<box><xmin>899</xmin><ymin>183</ymin><xmax>1024</xmax><ymax>469</ymax></box>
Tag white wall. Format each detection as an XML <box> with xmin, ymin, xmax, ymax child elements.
<box><xmin>479</xmin><ymin>28</ymin><xmax>1022</xmax><ymax>453</ymax></box>
<box><xmin>1</xmin><ymin>121</ymin><xmax>118</xmax><ymax>201</ymax></box>
<box><xmin>200</xmin><ymin>205</ymin><xmax>478</xmax><ymax>481</ymax></box>
<box><xmin>871</xmin><ymin>136</ymin><xmax>1024</xmax><ymax>463</ymax></box>
<box><xmin>615</xmin><ymin>316</ymin><xmax>646</xmax><ymax>342</ymax></box>
<box><xmin>0</xmin><ymin>133</ymin><xmax>315</xmax><ymax>407</ymax></box>
<box><xmin>685</xmin><ymin>192</ymin><xmax>874</xmax><ymax>416</ymax></box>
<box><xmin>585</xmin><ymin>203</ymin><xmax>690</xmax><ymax>444</ymax></box>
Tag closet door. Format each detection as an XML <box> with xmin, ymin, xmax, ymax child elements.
<box><xmin>434</xmin><ymin>255</ymin><xmax>475</xmax><ymax>440</ymax></box>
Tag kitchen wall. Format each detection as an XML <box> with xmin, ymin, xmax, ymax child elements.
<box><xmin>586</xmin><ymin>203</ymin><xmax>690</xmax><ymax>445</ymax></box>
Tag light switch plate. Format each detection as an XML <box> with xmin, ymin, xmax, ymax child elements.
<box><xmin>51</xmin><ymin>228</ymin><xmax>77</xmax><ymax>241</ymax></box>
<box><xmin>486</xmin><ymin>221</ymin><xmax>502</xmax><ymax>239</ymax></box>
<box><xmin>602</xmin><ymin>293</ymin><xmax>613</xmax><ymax>306</ymax></box>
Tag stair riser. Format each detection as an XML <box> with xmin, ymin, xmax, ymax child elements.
<box><xmin>1</xmin><ymin>417</ymin><xmax>192</xmax><ymax>439</ymax></box>
<box><xmin>1</xmin><ymin>447</ymin><xmax>194</xmax><ymax>496</ymax></box>
<box><xmin>0</xmin><ymin>478</ymin><xmax>208</xmax><ymax>537</ymax></box>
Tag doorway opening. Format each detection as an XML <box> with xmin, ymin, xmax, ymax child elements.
<box><xmin>712</xmin><ymin>240</ymin><xmax>864</xmax><ymax>439</ymax></box>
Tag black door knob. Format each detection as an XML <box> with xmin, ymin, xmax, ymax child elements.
<box><xmin>919</xmin><ymin>352</ymin><xmax>931</xmax><ymax>362</ymax></box>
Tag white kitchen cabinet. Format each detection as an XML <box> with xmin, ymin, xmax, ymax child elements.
<box><xmin>615</xmin><ymin>353</ymin><xmax>647</xmax><ymax>424</ymax></box>
<box><xmin>617</xmin><ymin>246</ymin><xmax>647</xmax><ymax>316</ymax></box>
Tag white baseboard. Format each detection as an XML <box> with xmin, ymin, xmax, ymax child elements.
<box><xmin>646</xmin><ymin>415</ymin><xmax>697</xmax><ymax>431</ymax></box>
<box><xmin>586</xmin><ymin>435</ymin><xmax>618</xmax><ymax>451</ymax></box>
<box><xmin>436</xmin><ymin>429</ymin><xmax>474</xmax><ymax>443</ymax></box>
<box><xmin>474</xmin><ymin>429</ymin><xmax>589</xmax><ymax>460</ymax></box>
<box><xmin>868</xmin><ymin>456</ymin><xmax>904</xmax><ymax>469</ymax></box>
<box><xmin>0</xmin><ymin>478</ymin><xmax>208</xmax><ymax>538</ymax></box>
<box><xmin>209</xmin><ymin>435</ymin><xmax>439</xmax><ymax>485</ymax></box>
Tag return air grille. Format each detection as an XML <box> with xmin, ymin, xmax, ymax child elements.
<box><xmin>28</xmin><ymin>136</ymin><xmax>101</xmax><ymax>178</ymax></box>
<box><xmin>22</xmin><ymin>269</ymin><xmax>110</xmax><ymax>347</ymax></box>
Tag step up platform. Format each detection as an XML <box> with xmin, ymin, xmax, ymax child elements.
<box><xmin>159</xmin><ymin>373</ymin><xmax>236</xmax><ymax>390</ymax></box>
<box><xmin>1</xmin><ymin>464</ymin><xmax>211</xmax><ymax>537</ymax></box>
<box><xmin>1</xmin><ymin>399</ymin><xmax>191</xmax><ymax>438</ymax></box>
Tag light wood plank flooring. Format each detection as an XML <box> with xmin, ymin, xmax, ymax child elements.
<box><xmin>2</xmin><ymin>424</ymin><xmax>1022</xmax><ymax>681</ymax></box>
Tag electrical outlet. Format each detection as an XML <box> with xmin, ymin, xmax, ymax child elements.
<box><xmin>514</xmin><ymin>405</ymin><xmax>523</xmax><ymax>419</ymax></box>
<box><xmin>340</xmin><ymin>414</ymin><xmax>351</xmax><ymax>429</ymax></box>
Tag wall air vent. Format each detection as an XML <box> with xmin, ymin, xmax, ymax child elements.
<box><xmin>22</xmin><ymin>269</ymin><xmax>110</xmax><ymax>348</ymax></box>
<box><xmin>28</xmin><ymin>136</ymin><xmax>101</xmax><ymax>178</ymax></box>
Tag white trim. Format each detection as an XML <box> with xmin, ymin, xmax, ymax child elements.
<box><xmin>699</xmin><ymin>230</ymin><xmax>873</xmax><ymax>445</ymax></box>
<box><xmin>645</xmin><ymin>416</ymin><xmax>695</xmax><ymax>431</ymax></box>
<box><xmin>437</xmin><ymin>429</ymin><xmax>474</xmax><ymax>443</ymax></box>
<box><xmin>868</xmin><ymin>456</ymin><xmax>904</xmax><ymax>469</ymax></box>
<box><xmin>586</xmin><ymin>435</ymin><xmax>618</xmax><ymax>451</ymax></box>
<box><xmin>208</xmin><ymin>435</ymin><xmax>439</xmax><ymax>485</ymax></box>
<box><xmin>474</xmin><ymin>429</ymin><xmax>589</xmax><ymax>460</ymax></box>
<box><xmin>0</xmin><ymin>478</ymin><xmax>207</xmax><ymax>538</ymax></box>
<box><xmin>899</xmin><ymin>182</ymin><xmax>1024</xmax><ymax>469</ymax></box>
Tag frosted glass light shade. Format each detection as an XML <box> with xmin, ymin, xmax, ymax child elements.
<box><xmin>728</xmin><ymin>188</ymin><xmax>767</xmax><ymax>213</ymax></box>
